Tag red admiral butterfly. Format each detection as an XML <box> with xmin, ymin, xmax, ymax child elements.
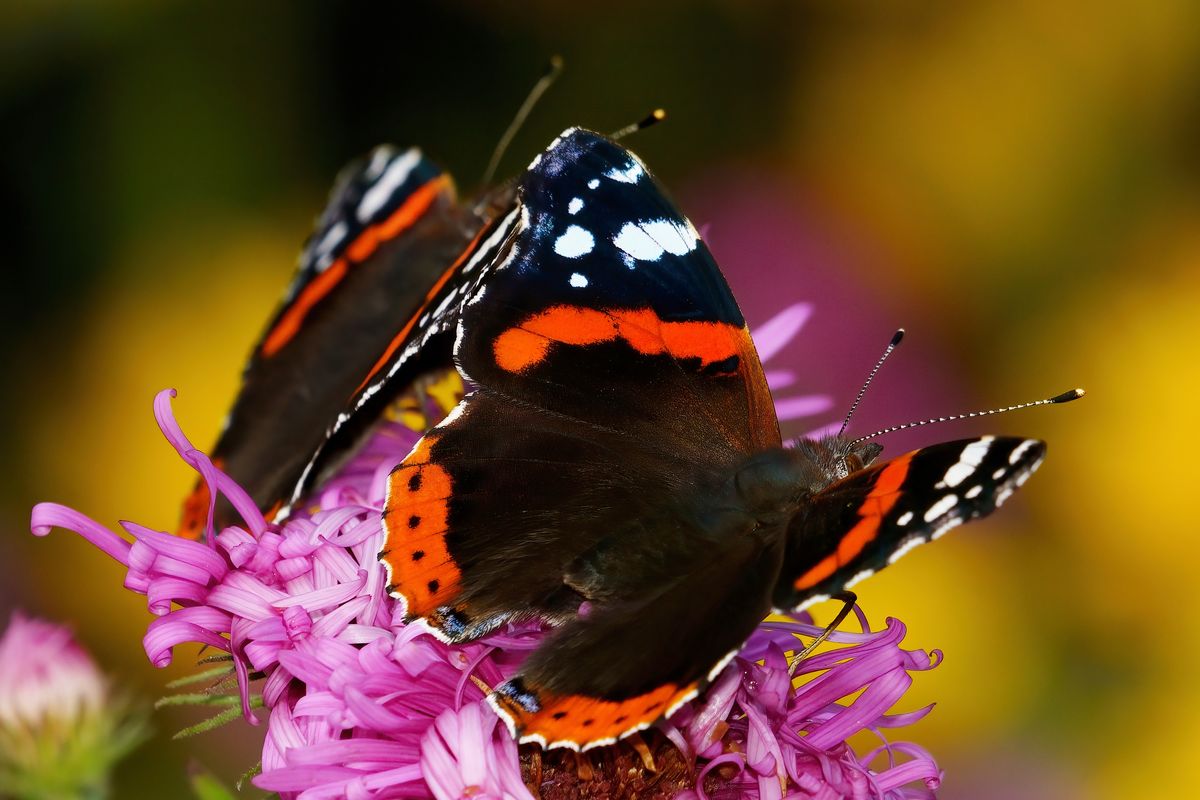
<box><xmin>371</xmin><ymin>128</ymin><xmax>1080</xmax><ymax>750</ymax></box>
<box><xmin>183</xmin><ymin>115</ymin><xmax>1080</xmax><ymax>752</ymax></box>
<box><xmin>178</xmin><ymin>145</ymin><xmax>512</xmax><ymax>537</ymax></box>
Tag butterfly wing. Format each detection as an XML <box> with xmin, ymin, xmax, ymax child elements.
<box><xmin>773</xmin><ymin>436</ymin><xmax>1046</xmax><ymax>611</ymax></box>
<box><xmin>456</xmin><ymin>128</ymin><xmax>779</xmax><ymax>454</ymax></box>
<box><xmin>490</xmin><ymin>525</ymin><xmax>783</xmax><ymax>750</ymax></box>
<box><xmin>380</xmin><ymin>128</ymin><xmax>783</xmax><ymax>748</ymax></box>
<box><xmin>179</xmin><ymin>147</ymin><xmax>486</xmax><ymax>536</ymax></box>
<box><xmin>282</xmin><ymin>188</ymin><xmax>519</xmax><ymax>514</ymax></box>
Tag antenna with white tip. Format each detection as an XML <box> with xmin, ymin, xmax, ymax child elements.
<box><xmin>610</xmin><ymin>108</ymin><xmax>667</xmax><ymax>140</ymax></box>
<box><xmin>480</xmin><ymin>56</ymin><xmax>564</xmax><ymax>187</ymax></box>
<box><xmin>850</xmin><ymin>388</ymin><xmax>1085</xmax><ymax>445</ymax></box>
<box><xmin>838</xmin><ymin>328</ymin><xmax>905</xmax><ymax>437</ymax></box>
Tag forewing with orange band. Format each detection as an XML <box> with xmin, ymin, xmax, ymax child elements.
<box><xmin>773</xmin><ymin>436</ymin><xmax>1048</xmax><ymax>612</ymax></box>
<box><xmin>452</xmin><ymin>128</ymin><xmax>779</xmax><ymax>454</ymax></box>
<box><xmin>178</xmin><ymin>147</ymin><xmax>488</xmax><ymax>537</ymax></box>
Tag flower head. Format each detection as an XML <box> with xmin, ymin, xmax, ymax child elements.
<box><xmin>30</xmin><ymin>305</ymin><xmax>941</xmax><ymax>798</ymax></box>
<box><xmin>0</xmin><ymin>614</ymin><xmax>148</xmax><ymax>799</ymax></box>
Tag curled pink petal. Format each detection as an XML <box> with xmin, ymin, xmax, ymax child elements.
<box><xmin>30</xmin><ymin>503</ymin><xmax>131</xmax><ymax>565</ymax></box>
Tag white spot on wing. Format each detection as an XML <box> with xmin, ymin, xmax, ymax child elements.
<box><xmin>942</xmin><ymin>437</ymin><xmax>994</xmax><ymax>488</ymax></box>
<box><xmin>365</xmin><ymin>146</ymin><xmax>394</xmax><ymax>179</ymax></box>
<box><xmin>1009</xmin><ymin>438</ymin><xmax>1039</xmax><ymax>465</ymax></box>
<box><xmin>793</xmin><ymin>593</ymin><xmax>831</xmax><ymax>614</ymax></box>
<box><xmin>569</xmin><ymin>272</ymin><xmax>588</xmax><ymax>288</ymax></box>
<box><xmin>587</xmin><ymin>178</ymin><xmax>600</xmax><ymax>189</ymax></box>
<box><xmin>845</xmin><ymin>569</ymin><xmax>876</xmax><ymax>589</ymax></box>
<box><xmin>924</xmin><ymin>495</ymin><xmax>959</xmax><ymax>523</ymax></box>
<box><xmin>568</xmin><ymin>197</ymin><xmax>584</xmax><ymax>214</ymax></box>
<box><xmin>888</xmin><ymin>536</ymin><xmax>927</xmax><ymax>564</ymax></box>
<box><xmin>664</xmin><ymin>687</ymin><xmax>700</xmax><ymax>719</ymax></box>
<box><xmin>462</xmin><ymin>208</ymin><xmax>520</xmax><ymax>275</ymax></box>
<box><xmin>357</xmin><ymin>149</ymin><xmax>422</xmax><ymax>222</ymax></box>
<box><xmin>613</xmin><ymin>222</ymin><xmax>663</xmax><ymax>261</ymax></box>
<box><xmin>965</xmin><ymin>485</ymin><xmax>983</xmax><ymax>499</ymax></box>
<box><xmin>640</xmin><ymin>219</ymin><xmax>698</xmax><ymax>255</ymax></box>
<box><xmin>896</xmin><ymin>511</ymin><xmax>914</xmax><ymax>526</ymax></box>
<box><xmin>706</xmin><ymin>649</ymin><xmax>739</xmax><ymax>682</ymax></box>
<box><xmin>931</xmin><ymin>517</ymin><xmax>964</xmax><ymax>541</ymax></box>
<box><xmin>605</xmin><ymin>161</ymin><xmax>644</xmax><ymax>183</ymax></box>
<box><xmin>612</xmin><ymin>219</ymin><xmax>698</xmax><ymax>262</ymax></box>
<box><xmin>312</xmin><ymin>220</ymin><xmax>348</xmax><ymax>267</ymax></box>
<box><xmin>553</xmin><ymin>225</ymin><xmax>595</xmax><ymax>258</ymax></box>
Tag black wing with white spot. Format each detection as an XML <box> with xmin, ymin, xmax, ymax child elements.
<box><xmin>454</xmin><ymin>127</ymin><xmax>780</xmax><ymax>456</ymax></box>
<box><xmin>773</xmin><ymin>436</ymin><xmax>1046</xmax><ymax>612</ymax></box>
<box><xmin>181</xmin><ymin>147</ymin><xmax>484</xmax><ymax>535</ymax></box>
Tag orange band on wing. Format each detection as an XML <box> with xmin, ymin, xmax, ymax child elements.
<box><xmin>260</xmin><ymin>175</ymin><xmax>452</xmax><ymax>358</ymax></box>
<box><xmin>493</xmin><ymin>306</ymin><xmax>746</xmax><ymax>373</ymax></box>
<box><xmin>381</xmin><ymin>435</ymin><xmax>462</xmax><ymax>615</ymax></box>
<box><xmin>793</xmin><ymin>453</ymin><xmax>914</xmax><ymax>591</ymax></box>
<box><xmin>493</xmin><ymin>681</ymin><xmax>697</xmax><ymax>749</ymax></box>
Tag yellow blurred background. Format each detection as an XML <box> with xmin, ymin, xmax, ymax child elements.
<box><xmin>3</xmin><ymin>2</ymin><xmax>1197</xmax><ymax>797</ymax></box>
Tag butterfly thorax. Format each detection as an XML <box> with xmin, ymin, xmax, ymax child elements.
<box><xmin>731</xmin><ymin>438</ymin><xmax>884</xmax><ymax>520</ymax></box>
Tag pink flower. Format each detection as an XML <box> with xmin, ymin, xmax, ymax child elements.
<box><xmin>30</xmin><ymin>306</ymin><xmax>940</xmax><ymax>798</ymax></box>
<box><xmin>0</xmin><ymin>614</ymin><xmax>148</xmax><ymax>799</ymax></box>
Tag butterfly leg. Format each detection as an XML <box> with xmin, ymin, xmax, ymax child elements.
<box><xmin>790</xmin><ymin>591</ymin><xmax>857</xmax><ymax>671</ymax></box>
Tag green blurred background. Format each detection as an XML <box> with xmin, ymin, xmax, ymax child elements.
<box><xmin>3</xmin><ymin>2</ymin><xmax>1197</xmax><ymax>797</ymax></box>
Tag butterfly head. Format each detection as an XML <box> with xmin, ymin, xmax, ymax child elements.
<box><xmin>793</xmin><ymin>436</ymin><xmax>884</xmax><ymax>486</ymax></box>
<box><xmin>733</xmin><ymin>437</ymin><xmax>884</xmax><ymax>518</ymax></box>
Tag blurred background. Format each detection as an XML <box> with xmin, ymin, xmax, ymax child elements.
<box><xmin>3</xmin><ymin>2</ymin><xmax>1197</xmax><ymax>797</ymax></box>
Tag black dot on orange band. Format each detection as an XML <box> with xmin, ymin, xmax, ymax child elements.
<box><xmin>412</xmin><ymin>550</ymin><xmax>425</xmax><ymax>561</ymax></box>
<box><xmin>408</xmin><ymin>472</ymin><xmax>422</xmax><ymax>491</ymax></box>
<box><xmin>615</xmin><ymin>715</ymin><xmax>627</xmax><ymax>724</ymax></box>
<box><xmin>408</xmin><ymin>514</ymin><xmax>421</xmax><ymax>528</ymax></box>
<box><xmin>552</xmin><ymin>711</ymin><xmax>567</xmax><ymax>720</ymax></box>
<box><xmin>582</xmin><ymin>719</ymin><xmax>594</xmax><ymax>727</ymax></box>
<box><xmin>427</xmin><ymin>579</ymin><xmax>440</xmax><ymax>594</ymax></box>
<box><xmin>385</xmin><ymin>583</ymin><xmax>398</xmax><ymax>594</ymax></box>
<box><xmin>644</xmin><ymin>702</ymin><xmax>661</xmax><ymax>713</ymax></box>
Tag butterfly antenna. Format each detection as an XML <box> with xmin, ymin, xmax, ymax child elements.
<box><xmin>850</xmin><ymin>388</ymin><xmax>1085</xmax><ymax>445</ymax></box>
<box><xmin>838</xmin><ymin>328</ymin><xmax>905</xmax><ymax>437</ymax></box>
<box><xmin>481</xmin><ymin>55</ymin><xmax>564</xmax><ymax>187</ymax></box>
<box><xmin>610</xmin><ymin>108</ymin><xmax>667</xmax><ymax>140</ymax></box>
